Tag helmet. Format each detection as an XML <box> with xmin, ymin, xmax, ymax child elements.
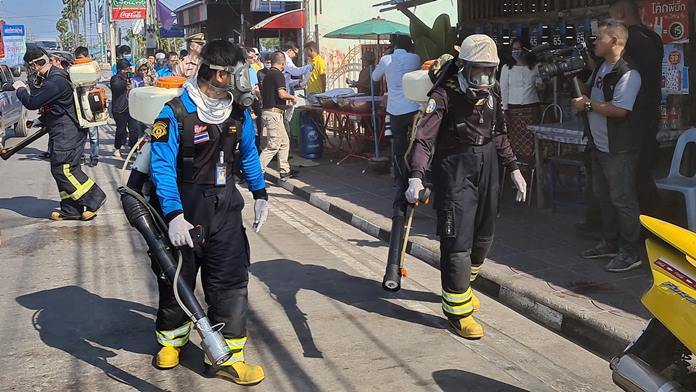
<box><xmin>456</xmin><ymin>34</ymin><xmax>499</xmax><ymax>102</ymax></box>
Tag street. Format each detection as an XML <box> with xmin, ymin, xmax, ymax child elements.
<box><xmin>0</xmin><ymin>126</ymin><xmax>618</xmax><ymax>391</ymax></box>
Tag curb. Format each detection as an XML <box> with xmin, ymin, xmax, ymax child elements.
<box><xmin>266</xmin><ymin>172</ymin><xmax>634</xmax><ymax>359</ymax></box>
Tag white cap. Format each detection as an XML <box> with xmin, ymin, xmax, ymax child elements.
<box><xmin>457</xmin><ymin>34</ymin><xmax>499</xmax><ymax>66</ymax></box>
<box><xmin>155</xmin><ymin>52</ymin><xmax>166</xmax><ymax>60</ymax></box>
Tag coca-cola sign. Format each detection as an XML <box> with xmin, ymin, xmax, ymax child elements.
<box><xmin>112</xmin><ymin>7</ymin><xmax>146</xmax><ymax>20</ymax></box>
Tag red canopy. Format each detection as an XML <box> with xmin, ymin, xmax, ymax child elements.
<box><xmin>250</xmin><ymin>9</ymin><xmax>305</xmax><ymax>30</ymax></box>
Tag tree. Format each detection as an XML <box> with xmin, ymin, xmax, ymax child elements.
<box><xmin>56</xmin><ymin>18</ymin><xmax>69</xmax><ymax>35</ymax></box>
<box><xmin>58</xmin><ymin>32</ymin><xmax>85</xmax><ymax>52</ymax></box>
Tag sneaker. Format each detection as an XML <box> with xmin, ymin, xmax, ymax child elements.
<box><xmin>605</xmin><ymin>251</ymin><xmax>642</xmax><ymax>273</ymax></box>
<box><xmin>581</xmin><ymin>241</ymin><xmax>618</xmax><ymax>259</ymax></box>
<box><xmin>280</xmin><ymin>169</ymin><xmax>298</xmax><ymax>180</ymax></box>
<box><xmin>89</xmin><ymin>157</ymin><xmax>99</xmax><ymax>167</ymax></box>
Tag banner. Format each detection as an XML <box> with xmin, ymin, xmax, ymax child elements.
<box><xmin>112</xmin><ymin>7</ymin><xmax>146</xmax><ymax>20</ymax></box>
<box><xmin>662</xmin><ymin>44</ymin><xmax>689</xmax><ymax>94</ymax></box>
<box><xmin>2</xmin><ymin>24</ymin><xmax>25</xmax><ymax>67</ymax></box>
<box><xmin>641</xmin><ymin>0</ymin><xmax>689</xmax><ymax>44</ymax></box>
<box><xmin>0</xmin><ymin>20</ymin><xmax>5</xmax><ymax>59</ymax></box>
<box><xmin>160</xmin><ymin>27</ymin><xmax>184</xmax><ymax>38</ymax></box>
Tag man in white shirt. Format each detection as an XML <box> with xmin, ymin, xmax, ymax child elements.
<box><xmin>282</xmin><ymin>44</ymin><xmax>313</xmax><ymax>137</ymax></box>
<box><xmin>372</xmin><ymin>34</ymin><xmax>421</xmax><ymax>217</ymax></box>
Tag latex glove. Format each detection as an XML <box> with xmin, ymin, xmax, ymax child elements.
<box><xmin>168</xmin><ymin>214</ymin><xmax>194</xmax><ymax>248</ymax></box>
<box><xmin>404</xmin><ymin>178</ymin><xmax>424</xmax><ymax>204</ymax></box>
<box><xmin>253</xmin><ymin>199</ymin><xmax>269</xmax><ymax>233</ymax></box>
<box><xmin>511</xmin><ymin>169</ymin><xmax>527</xmax><ymax>203</ymax></box>
<box><xmin>12</xmin><ymin>80</ymin><xmax>26</xmax><ymax>90</ymax></box>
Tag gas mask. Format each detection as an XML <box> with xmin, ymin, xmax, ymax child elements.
<box><xmin>457</xmin><ymin>61</ymin><xmax>497</xmax><ymax>103</ymax></box>
<box><xmin>25</xmin><ymin>54</ymin><xmax>50</xmax><ymax>89</ymax></box>
<box><xmin>201</xmin><ymin>59</ymin><xmax>254</xmax><ymax>107</ymax></box>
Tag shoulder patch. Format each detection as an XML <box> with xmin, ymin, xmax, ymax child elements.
<box><xmin>425</xmin><ymin>98</ymin><xmax>437</xmax><ymax>114</ymax></box>
<box><xmin>151</xmin><ymin>118</ymin><xmax>170</xmax><ymax>142</ymax></box>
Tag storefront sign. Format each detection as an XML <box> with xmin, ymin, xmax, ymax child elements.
<box><xmin>529</xmin><ymin>24</ymin><xmax>543</xmax><ymax>47</ymax></box>
<box><xmin>112</xmin><ymin>7</ymin><xmax>146</xmax><ymax>20</ymax></box>
<box><xmin>641</xmin><ymin>0</ymin><xmax>690</xmax><ymax>43</ymax></box>
<box><xmin>112</xmin><ymin>0</ymin><xmax>145</xmax><ymax>7</ymax></box>
<box><xmin>2</xmin><ymin>24</ymin><xmax>25</xmax><ymax>67</ymax></box>
<box><xmin>662</xmin><ymin>44</ymin><xmax>689</xmax><ymax>94</ymax></box>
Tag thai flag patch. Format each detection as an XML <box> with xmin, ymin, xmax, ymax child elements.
<box><xmin>193</xmin><ymin>124</ymin><xmax>209</xmax><ymax>144</ymax></box>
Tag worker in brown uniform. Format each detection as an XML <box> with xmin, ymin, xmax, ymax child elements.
<box><xmin>405</xmin><ymin>35</ymin><xmax>527</xmax><ymax>339</ymax></box>
<box><xmin>174</xmin><ymin>33</ymin><xmax>205</xmax><ymax>78</ymax></box>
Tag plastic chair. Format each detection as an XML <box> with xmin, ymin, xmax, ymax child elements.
<box><xmin>655</xmin><ymin>129</ymin><xmax>696</xmax><ymax>231</ymax></box>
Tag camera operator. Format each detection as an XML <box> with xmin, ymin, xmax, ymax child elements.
<box><xmin>14</xmin><ymin>47</ymin><xmax>107</xmax><ymax>221</ymax></box>
<box><xmin>610</xmin><ymin>0</ymin><xmax>664</xmax><ymax>216</ymax></box>
<box><xmin>572</xmin><ymin>20</ymin><xmax>642</xmax><ymax>272</ymax></box>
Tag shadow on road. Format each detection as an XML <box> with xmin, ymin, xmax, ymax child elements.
<box><xmin>251</xmin><ymin>259</ymin><xmax>442</xmax><ymax>359</ymax></box>
<box><xmin>0</xmin><ymin>196</ymin><xmax>57</xmax><ymax>218</ymax></box>
<box><xmin>15</xmin><ymin>285</ymin><xmax>178</xmax><ymax>391</ymax></box>
<box><xmin>433</xmin><ymin>369</ymin><xmax>529</xmax><ymax>392</ymax></box>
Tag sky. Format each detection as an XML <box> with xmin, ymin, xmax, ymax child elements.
<box><xmin>0</xmin><ymin>0</ymin><xmax>190</xmax><ymax>42</ymax></box>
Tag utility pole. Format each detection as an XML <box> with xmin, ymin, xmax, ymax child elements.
<box><xmin>109</xmin><ymin>0</ymin><xmax>117</xmax><ymax>67</ymax></box>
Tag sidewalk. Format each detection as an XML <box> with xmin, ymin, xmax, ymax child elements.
<box><xmin>264</xmin><ymin>151</ymin><xmax>650</xmax><ymax>359</ymax></box>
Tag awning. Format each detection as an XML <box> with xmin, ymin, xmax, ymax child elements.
<box><xmin>250</xmin><ymin>8</ymin><xmax>305</xmax><ymax>30</ymax></box>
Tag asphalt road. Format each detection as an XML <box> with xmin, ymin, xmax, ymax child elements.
<box><xmin>0</xmin><ymin>125</ymin><xmax>619</xmax><ymax>391</ymax></box>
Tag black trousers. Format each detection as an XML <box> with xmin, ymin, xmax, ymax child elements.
<box><xmin>49</xmin><ymin>136</ymin><xmax>107</xmax><ymax>216</ymax></box>
<box><xmin>390</xmin><ymin>111</ymin><xmax>417</xmax><ymax>217</ymax></box>
<box><xmin>434</xmin><ymin>143</ymin><xmax>498</xmax><ymax>319</ymax></box>
<box><xmin>153</xmin><ymin>183</ymin><xmax>250</xmax><ymax>343</ymax></box>
<box><xmin>113</xmin><ymin>111</ymin><xmax>143</xmax><ymax>150</ymax></box>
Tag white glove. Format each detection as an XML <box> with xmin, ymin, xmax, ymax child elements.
<box><xmin>253</xmin><ymin>199</ymin><xmax>269</xmax><ymax>233</ymax></box>
<box><xmin>168</xmin><ymin>214</ymin><xmax>194</xmax><ymax>248</ymax></box>
<box><xmin>404</xmin><ymin>178</ymin><xmax>424</xmax><ymax>204</ymax></box>
<box><xmin>511</xmin><ymin>169</ymin><xmax>527</xmax><ymax>203</ymax></box>
<box><xmin>12</xmin><ymin>80</ymin><xmax>26</xmax><ymax>90</ymax></box>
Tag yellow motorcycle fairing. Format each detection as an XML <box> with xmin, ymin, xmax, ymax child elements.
<box><xmin>640</xmin><ymin>215</ymin><xmax>696</xmax><ymax>354</ymax></box>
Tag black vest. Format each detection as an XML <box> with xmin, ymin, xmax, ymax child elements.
<box><xmin>588</xmin><ymin>59</ymin><xmax>641</xmax><ymax>153</ymax></box>
<box><xmin>167</xmin><ymin>98</ymin><xmax>241</xmax><ymax>185</ymax></box>
<box><xmin>439</xmin><ymin>86</ymin><xmax>500</xmax><ymax>149</ymax></box>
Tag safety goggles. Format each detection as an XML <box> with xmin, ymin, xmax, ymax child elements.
<box><xmin>26</xmin><ymin>54</ymin><xmax>49</xmax><ymax>69</ymax></box>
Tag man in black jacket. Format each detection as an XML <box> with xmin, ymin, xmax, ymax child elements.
<box><xmin>610</xmin><ymin>0</ymin><xmax>664</xmax><ymax>216</ymax></box>
<box><xmin>14</xmin><ymin>47</ymin><xmax>106</xmax><ymax>221</ymax></box>
<box><xmin>110</xmin><ymin>59</ymin><xmax>142</xmax><ymax>158</ymax></box>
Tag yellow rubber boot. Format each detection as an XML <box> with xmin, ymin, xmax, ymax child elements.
<box><xmin>449</xmin><ymin>315</ymin><xmax>484</xmax><ymax>339</ymax></box>
<box><xmin>205</xmin><ymin>361</ymin><xmax>265</xmax><ymax>385</ymax></box>
<box><xmin>472</xmin><ymin>292</ymin><xmax>481</xmax><ymax>312</ymax></box>
<box><xmin>155</xmin><ymin>346</ymin><xmax>181</xmax><ymax>369</ymax></box>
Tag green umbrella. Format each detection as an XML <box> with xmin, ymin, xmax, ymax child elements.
<box><xmin>324</xmin><ymin>17</ymin><xmax>409</xmax><ymax>40</ymax></box>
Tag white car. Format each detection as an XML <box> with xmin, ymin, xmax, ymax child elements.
<box><xmin>0</xmin><ymin>63</ymin><xmax>27</xmax><ymax>149</ymax></box>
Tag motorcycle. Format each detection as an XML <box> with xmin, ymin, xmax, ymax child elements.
<box><xmin>610</xmin><ymin>215</ymin><xmax>696</xmax><ymax>392</ymax></box>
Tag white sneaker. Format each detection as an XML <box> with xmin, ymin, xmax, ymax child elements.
<box><xmin>112</xmin><ymin>149</ymin><xmax>122</xmax><ymax>159</ymax></box>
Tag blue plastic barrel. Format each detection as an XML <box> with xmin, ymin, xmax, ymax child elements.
<box><xmin>300</xmin><ymin>111</ymin><xmax>323</xmax><ymax>159</ymax></box>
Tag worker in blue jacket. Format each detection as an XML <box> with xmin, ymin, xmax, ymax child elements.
<box><xmin>149</xmin><ymin>40</ymin><xmax>268</xmax><ymax>386</ymax></box>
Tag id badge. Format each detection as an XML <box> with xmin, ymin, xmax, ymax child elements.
<box><xmin>215</xmin><ymin>151</ymin><xmax>226</xmax><ymax>186</ymax></box>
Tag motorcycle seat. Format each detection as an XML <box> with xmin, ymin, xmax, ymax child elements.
<box><xmin>641</xmin><ymin>215</ymin><xmax>696</xmax><ymax>267</ymax></box>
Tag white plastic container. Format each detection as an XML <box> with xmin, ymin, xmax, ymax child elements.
<box><xmin>402</xmin><ymin>70</ymin><xmax>433</xmax><ymax>103</ymax></box>
<box><xmin>68</xmin><ymin>59</ymin><xmax>101</xmax><ymax>86</ymax></box>
<box><xmin>129</xmin><ymin>77</ymin><xmax>186</xmax><ymax>125</ymax></box>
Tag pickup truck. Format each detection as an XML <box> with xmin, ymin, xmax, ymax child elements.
<box><xmin>0</xmin><ymin>64</ymin><xmax>27</xmax><ymax>149</ymax></box>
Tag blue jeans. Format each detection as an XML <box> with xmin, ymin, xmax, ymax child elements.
<box><xmin>87</xmin><ymin>127</ymin><xmax>99</xmax><ymax>158</ymax></box>
<box><xmin>591</xmin><ymin>149</ymin><xmax>640</xmax><ymax>257</ymax></box>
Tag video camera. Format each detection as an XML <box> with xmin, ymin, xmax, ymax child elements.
<box><xmin>531</xmin><ymin>43</ymin><xmax>589</xmax><ymax>98</ymax></box>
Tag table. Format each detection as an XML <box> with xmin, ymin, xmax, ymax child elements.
<box><xmin>527</xmin><ymin>121</ymin><xmax>685</xmax><ymax>207</ymax></box>
<box><xmin>298</xmin><ymin>105</ymin><xmax>386</xmax><ymax>165</ymax></box>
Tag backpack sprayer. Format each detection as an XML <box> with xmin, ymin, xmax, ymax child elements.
<box><xmin>118</xmin><ymin>76</ymin><xmax>232</xmax><ymax>366</ymax></box>
<box><xmin>68</xmin><ymin>57</ymin><xmax>108</xmax><ymax>128</ymax></box>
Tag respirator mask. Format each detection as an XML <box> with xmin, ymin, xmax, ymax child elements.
<box><xmin>25</xmin><ymin>54</ymin><xmax>50</xmax><ymax>89</ymax></box>
<box><xmin>511</xmin><ymin>49</ymin><xmax>523</xmax><ymax>62</ymax></box>
<box><xmin>201</xmin><ymin>59</ymin><xmax>254</xmax><ymax>107</ymax></box>
<box><xmin>457</xmin><ymin>60</ymin><xmax>497</xmax><ymax>103</ymax></box>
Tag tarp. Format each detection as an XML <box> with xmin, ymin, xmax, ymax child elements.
<box><xmin>250</xmin><ymin>9</ymin><xmax>305</xmax><ymax>30</ymax></box>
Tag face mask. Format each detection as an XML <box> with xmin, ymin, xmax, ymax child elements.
<box><xmin>511</xmin><ymin>49</ymin><xmax>523</xmax><ymax>62</ymax></box>
<box><xmin>124</xmin><ymin>54</ymin><xmax>132</xmax><ymax>62</ymax></box>
<box><xmin>457</xmin><ymin>64</ymin><xmax>495</xmax><ymax>103</ymax></box>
